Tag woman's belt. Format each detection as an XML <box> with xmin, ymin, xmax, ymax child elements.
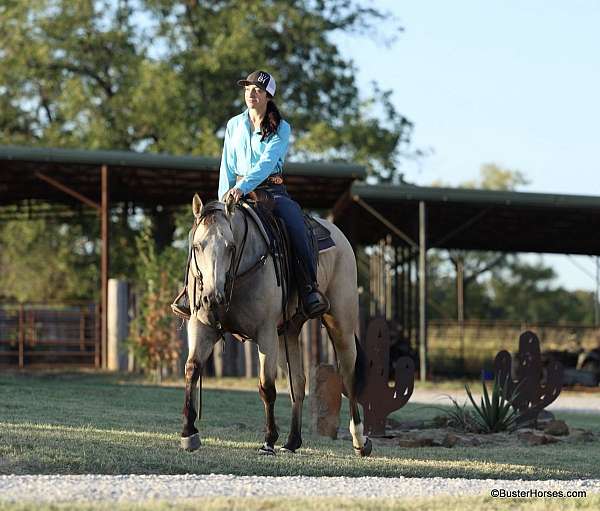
<box><xmin>236</xmin><ymin>174</ymin><xmax>284</xmax><ymax>186</ymax></box>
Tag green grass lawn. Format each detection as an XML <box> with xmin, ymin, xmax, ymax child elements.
<box><xmin>1</xmin><ymin>371</ymin><xmax>599</xmax><ymax>479</ymax></box>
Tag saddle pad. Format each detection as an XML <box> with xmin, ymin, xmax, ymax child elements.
<box><xmin>305</xmin><ymin>215</ymin><xmax>336</xmax><ymax>253</ymax></box>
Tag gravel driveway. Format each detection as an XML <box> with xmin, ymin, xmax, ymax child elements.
<box><xmin>1</xmin><ymin>474</ymin><xmax>599</xmax><ymax>502</ymax></box>
<box><xmin>410</xmin><ymin>388</ymin><xmax>600</xmax><ymax>414</ymax></box>
<box><xmin>3</xmin><ymin>389</ymin><xmax>598</xmax><ymax>504</ymax></box>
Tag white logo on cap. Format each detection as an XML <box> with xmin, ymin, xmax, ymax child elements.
<box><xmin>257</xmin><ymin>72</ymin><xmax>269</xmax><ymax>83</ymax></box>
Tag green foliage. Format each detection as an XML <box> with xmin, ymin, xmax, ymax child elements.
<box><xmin>0</xmin><ymin>0</ymin><xmax>411</xmax><ymax>306</ymax></box>
<box><xmin>465</xmin><ymin>377</ymin><xmax>520</xmax><ymax>433</ymax></box>
<box><xmin>431</xmin><ymin>394</ymin><xmax>479</xmax><ymax>433</ymax></box>
<box><xmin>0</xmin><ymin>215</ymin><xmax>99</xmax><ymax>302</ymax></box>
<box><xmin>0</xmin><ymin>0</ymin><xmax>409</xmax><ymax>179</ymax></box>
<box><xmin>461</xmin><ymin>163</ymin><xmax>530</xmax><ymax>191</ymax></box>
<box><xmin>127</xmin><ymin>222</ymin><xmax>185</xmax><ymax>373</ymax></box>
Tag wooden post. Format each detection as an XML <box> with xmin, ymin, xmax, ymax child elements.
<box><xmin>94</xmin><ymin>303</ymin><xmax>100</xmax><ymax>368</ymax></box>
<box><xmin>18</xmin><ymin>305</ymin><xmax>24</xmax><ymax>369</ymax></box>
<box><xmin>418</xmin><ymin>201</ymin><xmax>427</xmax><ymax>382</ymax></box>
<box><xmin>456</xmin><ymin>257</ymin><xmax>465</xmax><ymax>373</ymax></box>
<box><xmin>79</xmin><ymin>307</ymin><xmax>86</xmax><ymax>352</ymax></box>
<box><xmin>101</xmin><ymin>164</ymin><xmax>109</xmax><ymax>369</ymax></box>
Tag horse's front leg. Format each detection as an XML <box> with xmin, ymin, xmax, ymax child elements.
<box><xmin>279</xmin><ymin>330</ymin><xmax>305</xmax><ymax>453</ymax></box>
<box><xmin>181</xmin><ymin>317</ymin><xmax>220</xmax><ymax>451</ymax></box>
<box><xmin>257</xmin><ymin>328</ymin><xmax>280</xmax><ymax>455</ymax></box>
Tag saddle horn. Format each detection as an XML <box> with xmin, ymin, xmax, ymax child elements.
<box><xmin>225</xmin><ymin>193</ymin><xmax>236</xmax><ymax>217</ymax></box>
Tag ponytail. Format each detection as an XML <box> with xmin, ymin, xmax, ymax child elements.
<box><xmin>260</xmin><ymin>96</ymin><xmax>281</xmax><ymax>141</ymax></box>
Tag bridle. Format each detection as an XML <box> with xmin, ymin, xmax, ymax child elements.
<box><xmin>189</xmin><ymin>201</ymin><xmax>267</xmax><ymax>333</ymax></box>
<box><xmin>188</xmin><ymin>198</ymin><xmax>296</xmax><ymax>402</ymax></box>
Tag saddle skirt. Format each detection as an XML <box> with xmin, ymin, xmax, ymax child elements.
<box><xmin>241</xmin><ymin>202</ymin><xmax>336</xmax><ymax>258</ymax></box>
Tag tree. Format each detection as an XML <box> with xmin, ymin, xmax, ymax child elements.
<box><xmin>0</xmin><ymin>216</ymin><xmax>99</xmax><ymax>302</ymax></box>
<box><xmin>435</xmin><ymin>164</ymin><xmax>530</xmax><ymax>320</ymax></box>
<box><xmin>1</xmin><ymin>0</ymin><xmax>410</xmax><ymax>178</ymax></box>
<box><xmin>0</xmin><ymin>0</ymin><xmax>414</xmax><ymax>304</ymax></box>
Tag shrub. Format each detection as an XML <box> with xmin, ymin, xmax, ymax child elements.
<box><xmin>465</xmin><ymin>377</ymin><xmax>521</xmax><ymax>433</ymax></box>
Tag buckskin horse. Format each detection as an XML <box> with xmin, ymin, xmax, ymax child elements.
<box><xmin>180</xmin><ymin>194</ymin><xmax>372</xmax><ymax>456</ymax></box>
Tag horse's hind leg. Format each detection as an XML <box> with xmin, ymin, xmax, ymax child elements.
<box><xmin>257</xmin><ymin>328</ymin><xmax>280</xmax><ymax>455</ymax></box>
<box><xmin>279</xmin><ymin>330</ymin><xmax>305</xmax><ymax>453</ymax></box>
<box><xmin>322</xmin><ymin>313</ymin><xmax>372</xmax><ymax>457</ymax></box>
<box><xmin>181</xmin><ymin>317</ymin><xmax>219</xmax><ymax>451</ymax></box>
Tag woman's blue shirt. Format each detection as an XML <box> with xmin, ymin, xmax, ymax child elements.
<box><xmin>218</xmin><ymin>109</ymin><xmax>291</xmax><ymax>200</ymax></box>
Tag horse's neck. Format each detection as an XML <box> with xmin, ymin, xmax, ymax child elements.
<box><xmin>232</xmin><ymin>208</ymin><xmax>268</xmax><ymax>273</ymax></box>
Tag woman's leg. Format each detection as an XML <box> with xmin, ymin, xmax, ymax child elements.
<box><xmin>272</xmin><ymin>193</ymin><xmax>329</xmax><ymax>317</ymax></box>
<box><xmin>171</xmin><ymin>227</ymin><xmax>195</xmax><ymax>319</ymax></box>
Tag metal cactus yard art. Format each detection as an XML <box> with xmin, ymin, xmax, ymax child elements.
<box><xmin>357</xmin><ymin>318</ymin><xmax>415</xmax><ymax>436</ymax></box>
<box><xmin>494</xmin><ymin>330</ymin><xmax>563</xmax><ymax>426</ymax></box>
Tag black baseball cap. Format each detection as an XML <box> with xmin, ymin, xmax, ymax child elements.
<box><xmin>237</xmin><ymin>70</ymin><xmax>277</xmax><ymax>96</ymax></box>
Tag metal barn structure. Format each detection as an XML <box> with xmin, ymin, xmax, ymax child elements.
<box><xmin>3</xmin><ymin>145</ymin><xmax>600</xmax><ymax>376</ymax></box>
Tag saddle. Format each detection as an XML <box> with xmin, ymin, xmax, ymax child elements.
<box><xmin>241</xmin><ymin>200</ymin><xmax>336</xmax><ymax>286</ymax></box>
<box><xmin>241</xmin><ymin>197</ymin><xmax>335</xmax><ymax>332</ymax></box>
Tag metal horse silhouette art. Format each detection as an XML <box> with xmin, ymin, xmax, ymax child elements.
<box><xmin>180</xmin><ymin>195</ymin><xmax>372</xmax><ymax>456</ymax></box>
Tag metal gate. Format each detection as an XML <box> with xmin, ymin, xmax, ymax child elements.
<box><xmin>0</xmin><ymin>303</ymin><xmax>100</xmax><ymax>369</ymax></box>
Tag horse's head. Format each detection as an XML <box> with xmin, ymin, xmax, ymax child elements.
<box><xmin>190</xmin><ymin>194</ymin><xmax>236</xmax><ymax>314</ymax></box>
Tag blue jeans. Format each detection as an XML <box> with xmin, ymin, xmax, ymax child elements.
<box><xmin>183</xmin><ymin>185</ymin><xmax>316</xmax><ymax>287</ymax></box>
<box><xmin>266</xmin><ymin>184</ymin><xmax>317</xmax><ymax>284</ymax></box>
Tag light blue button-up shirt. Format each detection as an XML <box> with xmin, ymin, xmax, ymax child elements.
<box><xmin>218</xmin><ymin>109</ymin><xmax>291</xmax><ymax>200</ymax></box>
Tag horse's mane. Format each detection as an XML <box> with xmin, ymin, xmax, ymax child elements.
<box><xmin>198</xmin><ymin>200</ymin><xmax>226</xmax><ymax>225</ymax></box>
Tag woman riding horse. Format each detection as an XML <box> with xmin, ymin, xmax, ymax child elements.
<box><xmin>172</xmin><ymin>70</ymin><xmax>329</xmax><ymax>320</ymax></box>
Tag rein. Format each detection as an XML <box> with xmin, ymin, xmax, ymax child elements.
<box><xmin>188</xmin><ymin>199</ymin><xmax>297</xmax><ymax>402</ymax></box>
<box><xmin>189</xmin><ymin>202</ymin><xmax>267</xmax><ymax>333</ymax></box>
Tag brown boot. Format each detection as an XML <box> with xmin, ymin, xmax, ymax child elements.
<box><xmin>171</xmin><ymin>288</ymin><xmax>191</xmax><ymax>320</ymax></box>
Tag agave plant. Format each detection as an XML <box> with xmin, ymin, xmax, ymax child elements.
<box><xmin>465</xmin><ymin>376</ymin><xmax>521</xmax><ymax>433</ymax></box>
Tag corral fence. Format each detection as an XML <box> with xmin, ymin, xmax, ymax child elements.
<box><xmin>0</xmin><ymin>303</ymin><xmax>99</xmax><ymax>369</ymax></box>
<box><xmin>428</xmin><ymin>319</ymin><xmax>600</xmax><ymax>377</ymax></box>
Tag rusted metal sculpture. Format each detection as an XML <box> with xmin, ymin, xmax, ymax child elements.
<box><xmin>358</xmin><ymin>317</ymin><xmax>415</xmax><ymax>436</ymax></box>
<box><xmin>494</xmin><ymin>330</ymin><xmax>563</xmax><ymax>426</ymax></box>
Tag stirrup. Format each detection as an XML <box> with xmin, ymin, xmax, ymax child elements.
<box><xmin>302</xmin><ymin>289</ymin><xmax>330</xmax><ymax>319</ymax></box>
<box><xmin>171</xmin><ymin>288</ymin><xmax>191</xmax><ymax>320</ymax></box>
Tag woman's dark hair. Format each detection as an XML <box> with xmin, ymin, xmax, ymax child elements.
<box><xmin>260</xmin><ymin>94</ymin><xmax>281</xmax><ymax>141</ymax></box>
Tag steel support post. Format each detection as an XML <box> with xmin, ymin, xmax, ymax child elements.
<box><xmin>101</xmin><ymin>165</ymin><xmax>109</xmax><ymax>369</ymax></box>
<box><xmin>418</xmin><ymin>201</ymin><xmax>427</xmax><ymax>381</ymax></box>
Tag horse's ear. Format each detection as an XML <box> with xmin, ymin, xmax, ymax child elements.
<box><xmin>192</xmin><ymin>194</ymin><xmax>203</xmax><ymax>219</ymax></box>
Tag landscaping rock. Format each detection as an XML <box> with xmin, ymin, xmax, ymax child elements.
<box><xmin>517</xmin><ymin>430</ymin><xmax>559</xmax><ymax>446</ymax></box>
<box><xmin>543</xmin><ymin>419</ymin><xmax>569</xmax><ymax>436</ymax></box>
<box><xmin>442</xmin><ymin>433</ymin><xmax>458</xmax><ymax>448</ymax></box>
<box><xmin>431</xmin><ymin>415</ymin><xmax>452</xmax><ymax>428</ymax></box>
<box><xmin>386</xmin><ymin>418</ymin><xmax>426</xmax><ymax>430</ymax></box>
<box><xmin>455</xmin><ymin>434</ymin><xmax>482</xmax><ymax>447</ymax></box>
<box><xmin>536</xmin><ymin>410</ymin><xmax>555</xmax><ymax>428</ymax></box>
<box><xmin>310</xmin><ymin>364</ymin><xmax>343</xmax><ymax>439</ymax></box>
<box><xmin>398</xmin><ymin>437</ymin><xmax>434</xmax><ymax>448</ymax></box>
<box><xmin>566</xmin><ymin>428</ymin><xmax>594</xmax><ymax>443</ymax></box>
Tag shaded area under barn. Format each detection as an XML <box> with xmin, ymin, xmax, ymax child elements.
<box><xmin>2</xmin><ymin>144</ymin><xmax>600</xmax><ymax>376</ymax></box>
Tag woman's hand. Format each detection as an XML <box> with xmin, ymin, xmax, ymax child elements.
<box><xmin>224</xmin><ymin>187</ymin><xmax>243</xmax><ymax>203</ymax></box>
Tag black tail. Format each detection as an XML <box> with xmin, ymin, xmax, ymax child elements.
<box><xmin>353</xmin><ymin>334</ymin><xmax>367</xmax><ymax>398</ymax></box>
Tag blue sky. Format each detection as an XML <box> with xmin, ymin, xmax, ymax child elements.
<box><xmin>336</xmin><ymin>0</ymin><xmax>600</xmax><ymax>291</ymax></box>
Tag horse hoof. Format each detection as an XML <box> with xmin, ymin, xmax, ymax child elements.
<box><xmin>181</xmin><ymin>433</ymin><xmax>201</xmax><ymax>451</ymax></box>
<box><xmin>279</xmin><ymin>446</ymin><xmax>296</xmax><ymax>454</ymax></box>
<box><xmin>258</xmin><ymin>443</ymin><xmax>276</xmax><ymax>456</ymax></box>
<box><xmin>353</xmin><ymin>437</ymin><xmax>372</xmax><ymax>457</ymax></box>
